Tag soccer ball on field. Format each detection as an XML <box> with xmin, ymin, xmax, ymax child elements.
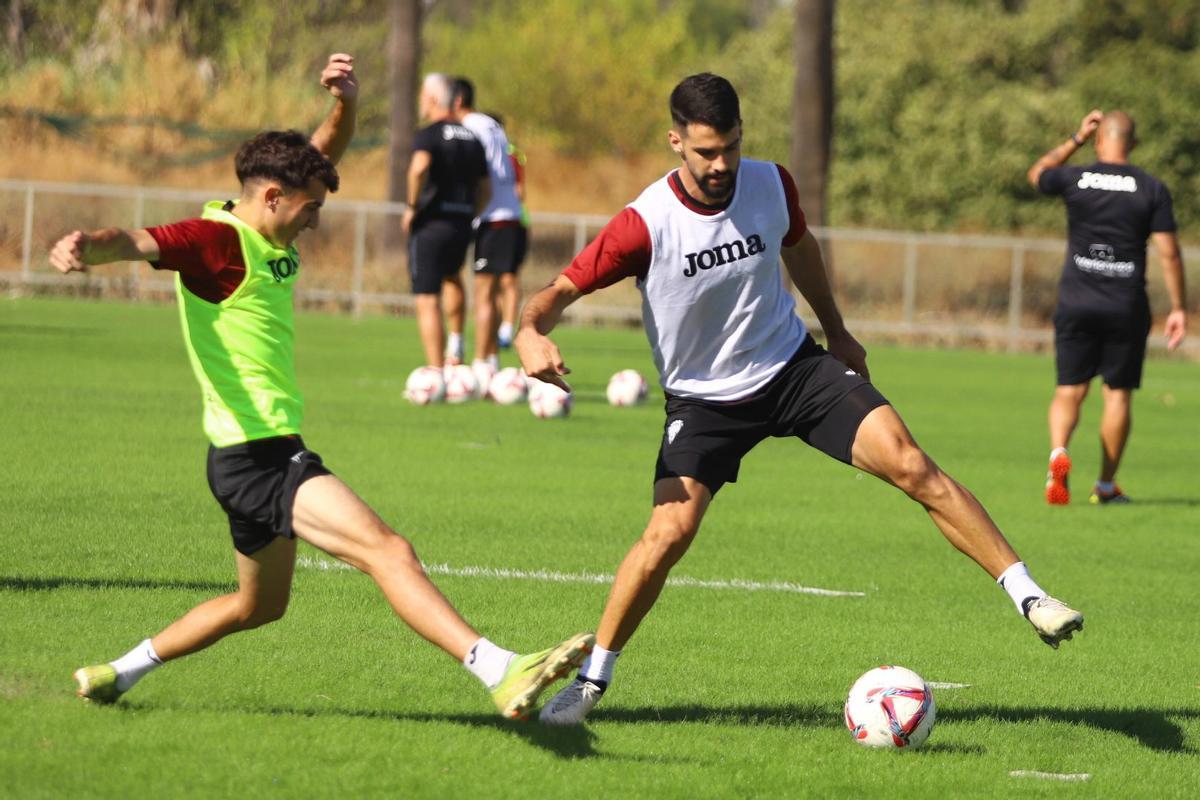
<box><xmin>844</xmin><ymin>665</ymin><xmax>936</xmax><ymax>749</ymax></box>
<box><xmin>528</xmin><ymin>380</ymin><xmax>572</xmax><ymax>418</ymax></box>
<box><xmin>443</xmin><ymin>364</ymin><xmax>480</xmax><ymax>403</ymax></box>
<box><xmin>606</xmin><ymin>369</ymin><xmax>649</xmax><ymax>407</ymax></box>
<box><xmin>488</xmin><ymin>367</ymin><xmax>528</xmax><ymax>405</ymax></box>
<box><xmin>405</xmin><ymin>366</ymin><xmax>446</xmax><ymax>405</ymax></box>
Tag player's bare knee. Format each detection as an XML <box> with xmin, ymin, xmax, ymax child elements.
<box><xmin>641</xmin><ymin>519</ymin><xmax>698</xmax><ymax>566</ymax></box>
<box><xmin>233</xmin><ymin>593</ymin><xmax>288</xmax><ymax>629</ymax></box>
<box><xmin>891</xmin><ymin>446</ymin><xmax>943</xmax><ymax>501</ymax></box>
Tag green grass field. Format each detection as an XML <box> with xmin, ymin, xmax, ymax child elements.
<box><xmin>2</xmin><ymin>296</ymin><xmax>1198</xmax><ymax>798</ymax></box>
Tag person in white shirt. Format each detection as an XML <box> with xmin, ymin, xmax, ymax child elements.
<box><xmin>517</xmin><ymin>72</ymin><xmax>1085</xmax><ymax>726</ymax></box>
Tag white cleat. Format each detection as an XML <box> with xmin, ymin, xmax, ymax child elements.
<box><xmin>538</xmin><ymin>677</ymin><xmax>605</xmax><ymax>726</ymax></box>
<box><xmin>1025</xmin><ymin>596</ymin><xmax>1084</xmax><ymax>649</ymax></box>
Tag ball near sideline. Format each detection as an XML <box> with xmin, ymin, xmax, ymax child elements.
<box><xmin>489</xmin><ymin>367</ymin><xmax>528</xmax><ymax>405</ymax></box>
<box><xmin>844</xmin><ymin>665</ymin><xmax>936</xmax><ymax>749</ymax></box>
<box><xmin>606</xmin><ymin>369</ymin><xmax>649</xmax><ymax>406</ymax></box>
<box><xmin>443</xmin><ymin>364</ymin><xmax>480</xmax><ymax>403</ymax></box>
<box><xmin>404</xmin><ymin>366</ymin><xmax>445</xmax><ymax>405</ymax></box>
<box><xmin>528</xmin><ymin>380</ymin><xmax>572</xmax><ymax>418</ymax></box>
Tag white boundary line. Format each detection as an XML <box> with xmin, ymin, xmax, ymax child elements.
<box><xmin>928</xmin><ymin>681</ymin><xmax>972</xmax><ymax>689</ymax></box>
<box><xmin>1009</xmin><ymin>771</ymin><xmax>1091</xmax><ymax>782</ymax></box>
<box><xmin>296</xmin><ymin>556</ymin><xmax>865</xmax><ymax>598</ymax></box>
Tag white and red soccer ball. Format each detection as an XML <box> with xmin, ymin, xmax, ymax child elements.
<box><xmin>443</xmin><ymin>364</ymin><xmax>480</xmax><ymax>403</ymax></box>
<box><xmin>527</xmin><ymin>380</ymin><xmax>573</xmax><ymax>418</ymax></box>
<box><xmin>606</xmin><ymin>369</ymin><xmax>649</xmax><ymax>407</ymax></box>
<box><xmin>404</xmin><ymin>366</ymin><xmax>446</xmax><ymax>405</ymax></box>
<box><xmin>844</xmin><ymin>665</ymin><xmax>936</xmax><ymax>749</ymax></box>
<box><xmin>471</xmin><ymin>360</ymin><xmax>497</xmax><ymax>399</ymax></box>
<box><xmin>488</xmin><ymin>367</ymin><xmax>528</xmax><ymax>405</ymax></box>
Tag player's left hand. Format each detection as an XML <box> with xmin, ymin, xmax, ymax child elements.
<box><xmin>320</xmin><ymin>53</ymin><xmax>357</xmax><ymax>101</ymax></box>
<box><xmin>49</xmin><ymin>231</ymin><xmax>89</xmax><ymax>274</ymax></box>
<box><xmin>826</xmin><ymin>329</ymin><xmax>870</xmax><ymax>381</ymax></box>
<box><xmin>1164</xmin><ymin>309</ymin><xmax>1187</xmax><ymax>351</ymax></box>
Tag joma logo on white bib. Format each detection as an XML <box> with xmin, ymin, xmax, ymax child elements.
<box><xmin>1077</xmin><ymin>172</ymin><xmax>1137</xmax><ymax>192</ymax></box>
<box><xmin>683</xmin><ymin>234</ymin><xmax>766</xmax><ymax>277</ymax></box>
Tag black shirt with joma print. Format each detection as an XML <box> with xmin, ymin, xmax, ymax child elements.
<box><xmin>1039</xmin><ymin>161</ymin><xmax>1176</xmax><ymax>314</ymax></box>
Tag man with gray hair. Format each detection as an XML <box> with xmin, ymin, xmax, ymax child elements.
<box><xmin>1029</xmin><ymin>110</ymin><xmax>1188</xmax><ymax>506</ymax></box>
<box><xmin>402</xmin><ymin>72</ymin><xmax>490</xmax><ymax>368</ymax></box>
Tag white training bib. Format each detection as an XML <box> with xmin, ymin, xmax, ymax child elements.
<box><xmin>631</xmin><ymin>159</ymin><xmax>806</xmax><ymax>401</ymax></box>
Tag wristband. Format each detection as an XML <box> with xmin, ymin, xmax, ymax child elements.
<box><xmin>1070</xmin><ymin>133</ymin><xmax>1083</xmax><ymax>146</ymax></box>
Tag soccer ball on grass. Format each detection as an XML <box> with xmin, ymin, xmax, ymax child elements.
<box><xmin>528</xmin><ymin>380</ymin><xmax>572</xmax><ymax>418</ymax></box>
<box><xmin>405</xmin><ymin>366</ymin><xmax>446</xmax><ymax>405</ymax></box>
<box><xmin>606</xmin><ymin>369</ymin><xmax>650</xmax><ymax>406</ymax></box>
<box><xmin>844</xmin><ymin>665</ymin><xmax>936</xmax><ymax>749</ymax></box>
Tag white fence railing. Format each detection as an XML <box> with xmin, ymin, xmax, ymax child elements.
<box><xmin>1</xmin><ymin>178</ymin><xmax>1193</xmax><ymax>354</ymax></box>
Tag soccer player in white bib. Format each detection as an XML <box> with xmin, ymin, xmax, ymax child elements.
<box><xmin>517</xmin><ymin>73</ymin><xmax>1085</xmax><ymax>725</ymax></box>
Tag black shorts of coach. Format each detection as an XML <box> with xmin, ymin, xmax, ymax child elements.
<box><xmin>655</xmin><ymin>335</ymin><xmax>889</xmax><ymax>496</ymax></box>
<box><xmin>206</xmin><ymin>435</ymin><xmax>331</xmax><ymax>556</ymax></box>
<box><xmin>473</xmin><ymin>222</ymin><xmax>528</xmax><ymax>276</ymax></box>
<box><xmin>409</xmin><ymin>217</ymin><xmax>474</xmax><ymax>294</ymax></box>
<box><xmin>1053</xmin><ymin>301</ymin><xmax>1151</xmax><ymax>389</ymax></box>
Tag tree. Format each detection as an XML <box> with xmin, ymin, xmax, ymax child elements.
<box><xmin>790</xmin><ymin>0</ymin><xmax>834</xmax><ymax>228</ymax></box>
<box><xmin>387</xmin><ymin>0</ymin><xmax>422</xmax><ymax>208</ymax></box>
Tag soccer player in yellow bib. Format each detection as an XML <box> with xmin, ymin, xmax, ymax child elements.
<box><xmin>48</xmin><ymin>53</ymin><xmax>591</xmax><ymax>720</ymax></box>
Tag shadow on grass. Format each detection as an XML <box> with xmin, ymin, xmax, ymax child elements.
<box><xmin>116</xmin><ymin>699</ymin><xmax>1196</xmax><ymax>758</ymax></box>
<box><xmin>939</xmin><ymin>706</ymin><xmax>1197</xmax><ymax>753</ymax></box>
<box><xmin>0</xmin><ymin>575</ymin><xmax>232</xmax><ymax>593</ymax></box>
<box><xmin>1126</xmin><ymin>498</ymin><xmax>1200</xmax><ymax>507</ymax></box>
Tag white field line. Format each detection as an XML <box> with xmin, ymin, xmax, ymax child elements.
<box><xmin>927</xmin><ymin>682</ymin><xmax>972</xmax><ymax>689</ymax></box>
<box><xmin>296</xmin><ymin>556</ymin><xmax>865</xmax><ymax>598</ymax></box>
<box><xmin>1009</xmin><ymin>771</ymin><xmax>1091</xmax><ymax>782</ymax></box>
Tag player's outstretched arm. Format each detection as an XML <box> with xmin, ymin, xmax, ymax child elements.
<box><xmin>515</xmin><ymin>274</ymin><xmax>581</xmax><ymax>391</ymax></box>
<box><xmin>1152</xmin><ymin>231</ymin><xmax>1189</xmax><ymax>350</ymax></box>
<box><xmin>311</xmin><ymin>53</ymin><xmax>358</xmax><ymax>166</ymax></box>
<box><xmin>1027</xmin><ymin>108</ymin><xmax>1102</xmax><ymax>188</ymax></box>
<box><xmin>49</xmin><ymin>228</ymin><xmax>160</xmax><ymax>274</ymax></box>
<box><xmin>782</xmin><ymin>230</ymin><xmax>869</xmax><ymax>379</ymax></box>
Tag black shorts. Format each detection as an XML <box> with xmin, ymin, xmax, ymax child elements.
<box><xmin>655</xmin><ymin>336</ymin><xmax>889</xmax><ymax>495</ymax></box>
<box><xmin>409</xmin><ymin>218</ymin><xmax>473</xmax><ymax>294</ymax></box>
<box><xmin>473</xmin><ymin>222</ymin><xmax>528</xmax><ymax>275</ymax></box>
<box><xmin>206</xmin><ymin>436</ymin><xmax>331</xmax><ymax>556</ymax></box>
<box><xmin>1054</xmin><ymin>303</ymin><xmax>1151</xmax><ymax>389</ymax></box>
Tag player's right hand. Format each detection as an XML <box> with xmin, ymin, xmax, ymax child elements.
<box><xmin>49</xmin><ymin>231</ymin><xmax>88</xmax><ymax>274</ymax></box>
<box><xmin>515</xmin><ymin>329</ymin><xmax>572</xmax><ymax>392</ymax></box>
<box><xmin>1077</xmin><ymin>109</ymin><xmax>1103</xmax><ymax>141</ymax></box>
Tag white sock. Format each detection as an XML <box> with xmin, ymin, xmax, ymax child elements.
<box><xmin>446</xmin><ymin>332</ymin><xmax>464</xmax><ymax>360</ymax></box>
<box><xmin>498</xmin><ymin>322</ymin><xmax>514</xmax><ymax>341</ymax></box>
<box><xmin>463</xmin><ymin>638</ymin><xmax>515</xmax><ymax>689</ymax></box>
<box><xmin>1049</xmin><ymin>447</ymin><xmax>1068</xmax><ymax>461</ymax></box>
<box><xmin>110</xmin><ymin>638</ymin><xmax>163</xmax><ymax>692</ymax></box>
<box><xmin>486</xmin><ymin>354</ymin><xmax>499</xmax><ymax>370</ymax></box>
<box><xmin>1095</xmin><ymin>480</ymin><xmax>1115</xmax><ymax>493</ymax></box>
<box><xmin>579</xmin><ymin>645</ymin><xmax>621</xmax><ymax>685</ymax></box>
<box><xmin>997</xmin><ymin>562</ymin><xmax>1047</xmax><ymax>614</ymax></box>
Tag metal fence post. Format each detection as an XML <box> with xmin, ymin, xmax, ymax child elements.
<box><xmin>1007</xmin><ymin>244</ymin><xmax>1025</xmax><ymax>353</ymax></box>
<box><xmin>351</xmin><ymin>206</ymin><xmax>367</xmax><ymax>317</ymax></box>
<box><xmin>130</xmin><ymin>191</ymin><xmax>146</xmax><ymax>297</ymax></box>
<box><xmin>902</xmin><ymin>236</ymin><xmax>918</xmax><ymax>327</ymax></box>
<box><xmin>21</xmin><ymin>184</ymin><xmax>34</xmax><ymax>281</ymax></box>
<box><xmin>573</xmin><ymin>217</ymin><xmax>587</xmax><ymax>256</ymax></box>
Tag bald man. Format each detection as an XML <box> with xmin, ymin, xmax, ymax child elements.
<box><xmin>1028</xmin><ymin>110</ymin><xmax>1188</xmax><ymax>506</ymax></box>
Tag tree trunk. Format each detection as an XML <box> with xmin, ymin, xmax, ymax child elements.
<box><xmin>790</xmin><ymin>0</ymin><xmax>834</xmax><ymax>229</ymax></box>
<box><xmin>7</xmin><ymin>0</ymin><xmax>24</xmax><ymax>65</ymax></box>
<box><xmin>385</xmin><ymin>0</ymin><xmax>421</xmax><ymax>259</ymax></box>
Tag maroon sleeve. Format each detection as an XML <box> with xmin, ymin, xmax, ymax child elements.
<box><xmin>145</xmin><ymin>218</ymin><xmax>246</xmax><ymax>303</ymax></box>
<box><xmin>561</xmin><ymin>208</ymin><xmax>652</xmax><ymax>293</ymax></box>
<box><xmin>776</xmin><ymin>164</ymin><xmax>809</xmax><ymax>247</ymax></box>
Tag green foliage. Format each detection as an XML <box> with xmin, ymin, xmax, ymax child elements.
<box><xmin>3</xmin><ymin>0</ymin><xmax>1199</xmax><ymax>231</ymax></box>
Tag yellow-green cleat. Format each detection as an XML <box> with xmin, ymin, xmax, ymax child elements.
<box><xmin>73</xmin><ymin>664</ymin><xmax>123</xmax><ymax>704</ymax></box>
<box><xmin>491</xmin><ymin>632</ymin><xmax>594</xmax><ymax>720</ymax></box>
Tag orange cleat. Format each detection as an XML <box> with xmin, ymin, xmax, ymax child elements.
<box><xmin>1045</xmin><ymin>450</ymin><xmax>1071</xmax><ymax>505</ymax></box>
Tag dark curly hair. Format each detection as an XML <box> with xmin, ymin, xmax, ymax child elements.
<box><xmin>234</xmin><ymin>130</ymin><xmax>339</xmax><ymax>192</ymax></box>
<box><xmin>669</xmin><ymin>73</ymin><xmax>741</xmax><ymax>132</ymax></box>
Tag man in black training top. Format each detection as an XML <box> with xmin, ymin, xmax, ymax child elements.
<box><xmin>402</xmin><ymin>72</ymin><xmax>490</xmax><ymax>368</ymax></box>
<box><xmin>1029</xmin><ymin>109</ymin><xmax>1188</xmax><ymax>506</ymax></box>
